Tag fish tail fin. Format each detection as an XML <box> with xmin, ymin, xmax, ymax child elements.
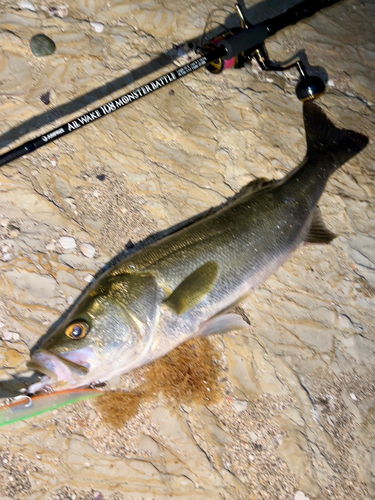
<box><xmin>303</xmin><ymin>102</ymin><xmax>368</xmax><ymax>170</ymax></box>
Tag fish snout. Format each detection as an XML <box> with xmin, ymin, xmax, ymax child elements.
<box><xmin>27</xmin><ymin>348</ymin><xmax>97</xmax><ymax>394</ymax></box>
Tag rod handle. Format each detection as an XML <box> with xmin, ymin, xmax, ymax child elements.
<box><xmin>219</xmin><ymin>23</ymin><xmax>269</xmax><ymax>60</ymax></box>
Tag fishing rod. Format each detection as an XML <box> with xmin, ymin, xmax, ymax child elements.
<box><xmin>0</xmin><ymin>0</ymin><xmax>341</xmax><ymax>168</ymax></box>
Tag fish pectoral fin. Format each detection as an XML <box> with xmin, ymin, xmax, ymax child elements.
<box><xmin>198</xmin><ymin>313</ymin><xmax>249</xmax><ymax>337</ymax></box>
<box><xmin>164</xmin><ymin>261</ymin><xmax>219</xmax><ymax>315</ymax></box>
<box><xmin>305</xmin><ymin>206</ymin><xmax>337</xmax><ymax>244</ymax></box>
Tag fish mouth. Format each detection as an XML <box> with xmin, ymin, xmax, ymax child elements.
<box><xmin>27</xmin><ymin>348</ymin><xmax>97</xmax><ymax>394</ymax></box>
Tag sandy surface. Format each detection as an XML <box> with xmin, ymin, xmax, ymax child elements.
<box><xmin>0</xmin><ymin>0</ymin><xmax>374</xmax><ymax>499</ymax></box>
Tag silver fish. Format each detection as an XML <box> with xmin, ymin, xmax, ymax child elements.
<box><xmin>28</xmin><ymin>102</ymin><xmax>368</xmax><ymax>393</ymax></box>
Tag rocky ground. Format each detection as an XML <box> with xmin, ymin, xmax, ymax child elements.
<box><xmin>0</xmin><ymin>0</ymin><xmax>374</xmax><ymax>499</ymax></box>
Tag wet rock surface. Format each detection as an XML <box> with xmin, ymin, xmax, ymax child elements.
<box><xmin>0</xmin><ymin>0</ymin><xmax>374</xmax><ymax>499</ymax></box>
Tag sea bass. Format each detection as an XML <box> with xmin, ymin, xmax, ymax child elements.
<box><xmin>28</xmin><ymin>102</ymin><xmax>368</xmax><ymax>393</ymax></box>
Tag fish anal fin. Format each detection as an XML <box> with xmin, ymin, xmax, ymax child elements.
<box><xmin>198</xmin><ymin>313</ymin><xmax>249</xmax><ymax>337</ymax></box>
<box><xmin>305</xmin><ymin>207</ymin><xmax>337</xmax><ymax>245</ymax></box>
<box><xmin>164</xmin><ymin>261</ymin><xmax>219</xmax><ymax>315</ymax></box>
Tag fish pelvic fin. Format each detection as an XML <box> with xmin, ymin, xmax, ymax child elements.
<box><xmin>305</xmin><ymin>206</ymin><xmax>337</xmax><ymax>245</ymax></box>
<box><xmin>197</xmin><ymin>313</ymin><xmax>249</xmax><ymax>337</ymax></box>
<box><xmin>303</xmin><ymin>102</ymin><xmax>368</xmax><ymax>169</ymax></box>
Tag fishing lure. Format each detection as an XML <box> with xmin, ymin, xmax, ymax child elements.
<box><xmin>0</xmin><ymin>389</ymin><xmax>103</xmax><ymax>427</ymax></box>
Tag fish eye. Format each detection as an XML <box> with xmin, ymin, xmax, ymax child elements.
<box><xmin>65</xmin><ymin>320</ymin><xmax>89</xmax><ymax>340</ymax></box>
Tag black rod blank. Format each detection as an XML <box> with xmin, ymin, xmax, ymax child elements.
<box><xmin>0</xmin><ymin>0</ymin><xmax>342</xmax><ymax>168</ymax></box>
<box><xmin>0</xmin><ymin>50</ymin><xmax>225</xmax><ymax>168</ymax></box>
<box><xmin>265</xmin><ymin>0</ymin><xmax>342</xmax><ymax>35</ymax></box>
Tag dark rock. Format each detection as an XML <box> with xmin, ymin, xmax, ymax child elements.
<box><xmin>30</xmin><ymin>34</ymin><xmax>56</xmax><ymax>57</ymax></box>
<box><xmin>40</xmin><ymin>91</ymin><xmax>50</xmax><ymax>105</ymax></box>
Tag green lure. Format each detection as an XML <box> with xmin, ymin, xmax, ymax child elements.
<box><xmin>0</xmin><ymin>388</ymin><xmax>103</xmax><ymax>427</ymax></box>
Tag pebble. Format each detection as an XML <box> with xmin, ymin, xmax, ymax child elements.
<box><xmin>294</xmin><ymin>492</ymin><xmax>310</xmax><ymax>500</ymax></box>
<box><xmin>49</xmin><ymin>5</ymin><xmax>69</xmax><ymax>18</ymax></box>
<box><xmin>8</xmin><ymin>224</ymin><xmax>20</xmax><ymax>238</ymax></box>
<box><xmin>327</xmin><ymin>79</ymin><xmax>335</xmax><ymax>87</ymax></box>
<box><xmin>233</xmin><ymin>399</ymin><xmax>248</xmax><ymax>413</ymax></box>
<box><xmin>18</xmin><ymin>1</ymin><xmax>36</xmax><ymax>11</ymax></box>
<box><xmin>46</xmin><ymin>243</ymin><xmax>56</xmax><ymax>251</ymax></box>
<box><xmin>79</xmin><ymin>243</ymin><xmax>96</xmax><ymax>259</ymax></box>
<box><xmin>2</xmin><ymin>331</ymin><xmax>19</xmax><ymax>341</ymax></box>
<box><xmin>248</xmin><ymin>431</ymin><xmax>258</xmax><ymax>443</ymax></box>
<box><xmin>59</xmin><ymin>236</ymin><xmax>76</xmax><ymax>250</ymax></box>
<box><xmin>30</xmin><ymin>34</ymin><xmax>56</xmax><ymax>57</ymax></box>
<box><xmin>40</xmin><ymin>91</ymin><xmax>50</xmax><ymax>105</ymax></box>
<box><xmin>350</xmin><ymin>393</ymin><xmax>357</xmax><ymax>401</ymax></box>
<box><xmin>84</xmin><ymin>274</ymin><xmax>95</xmax><ymax>283</ymax></box>
<box><xmin>90</xmin><ymin>22</ymin><xmax>104</xmax><ymax>33</ymax></box>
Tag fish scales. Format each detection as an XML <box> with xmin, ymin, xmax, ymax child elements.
<box><xmin>27</xmin><ymin>102</ymin><xmax>369</xmax><ymax>394</ymax></box>
<box><xmin>118</xmin><ymin>178</ymin><xmax>318</xmax><ymax>308</ymax></box>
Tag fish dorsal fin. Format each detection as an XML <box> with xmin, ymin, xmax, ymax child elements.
<box><xmin>197</xmin><ymin>313</ymin><xmax>249</xmax><ymax>337</ymax></box>
<box><xmin>164</xmin><ymin>261</ymin><xmax>219</xmax><ymax>315</ymax></box>
<box><xmin>236</xmin><ymin>177</ymin><xmax>278</xmax><ymax>199</ymax></box>
<box><xmin>305</xmin><ymin>207</ymin><xmax>337</xmax><ymax>244</ymax></box>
